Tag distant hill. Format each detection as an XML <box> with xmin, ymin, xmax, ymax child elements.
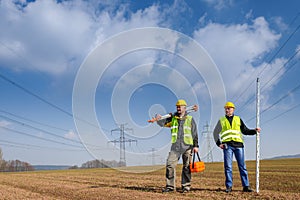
<box><xmin>266</xmin><ymin>154</ymin><xmax>300</xmax><ymax>160</ymax></box>
<box><xmin>33</xmin><ymin>165</ymin><xmax>71</xmax><ymax>171</ymax></box>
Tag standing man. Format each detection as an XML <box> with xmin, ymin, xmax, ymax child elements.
<box><xmin>155</xmin><ymin>99</ymin><xmax>199</xmax><ymax>193</ymax></box>
<box><xmin>213</xmin><ymin>102</ymin><xmax>261</xmax><ymax>193</ymax></box>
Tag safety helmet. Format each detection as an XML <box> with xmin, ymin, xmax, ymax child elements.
<box><xmin>176</xmin><ymin>99</ymin><xmax>187</xmax><ymax>106</ymax></box>
<box><xmin>224</xmin><ymin>101</ymin><xmax>235</xmax><ymax>108</ymax></box>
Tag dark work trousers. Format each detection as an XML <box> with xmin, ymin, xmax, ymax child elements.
<box><xmin>165</xmin><ymin>148</ymin><xmax>192</xmax><ymax>190</ymax></box>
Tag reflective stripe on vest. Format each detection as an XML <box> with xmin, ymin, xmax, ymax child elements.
<box><xmin>219</xmin><ymin>116</ymin><xmax>243</xmax><ymax>143</ymax></box>
<box><xmin>170</xmin><ymin>115</ymin><xmax>193</xmax><ymax>145</ymax></box>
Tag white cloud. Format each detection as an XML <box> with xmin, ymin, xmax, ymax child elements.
<box><xmin>92</xmin><ymin>4</ymin><xmax>161</xmax><ymax>47</ymax></box>
<box><xmin>192</xmin><ymin>81</ymin><xmax>207</xmax><ymax>98</ymax></box>
<box><xmin>0</xmin><ymin>0</ymin><xmax>162</xmax><ymax>75</ymax></box>
<box><xmin>202</xmin><ymin>0</ymin><xmax>234</xmax><ymax>10</ymax></box>
<box><xmin>0</xmin><ymin>0</ymin><xmax>94</xmax><ymax>74</ymax></box>
<box><xmin>245</xmin><ymin>9</ymin><xmax>253</xmax><ymax>20</ymax></box>
<box><xmin>272</xmin><ymin>16</ymin><xmax>288</xmax><ymax>31</ymax></box>
<box><xmin>198</xmin><ymin>13</ymin><xmax>208</xmax><ymax>25</ymax></box>
<box><xmin>193</xmin><ymin>17</ymin><xmax>282</xmax><ymax>103</ymax></box>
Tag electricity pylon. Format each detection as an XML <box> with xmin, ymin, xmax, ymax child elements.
<box><xmin>202</xmin><ymin>122</ymin><xmax>213</xmax><ymax>163</ymax></box>
<box><xmin>109</xmin><ymin>124</ymin><xmax>137</xmax><ymax>166</ymax></box>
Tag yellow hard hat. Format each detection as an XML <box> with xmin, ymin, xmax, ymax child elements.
<box><xmin>224</xmin><ymin>101</ymin><xmax>235</xmax><ymax>108</ymax></box>
<box><xmin>176</xmin><ymin>99</ymin><xmax>187</xmax><ymax>106</ymax></box>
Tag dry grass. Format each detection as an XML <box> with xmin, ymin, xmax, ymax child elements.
<box><xmin>0</xmin><ymin>159</ymin><xmax>299</xmax><ymax>199</ymax></box>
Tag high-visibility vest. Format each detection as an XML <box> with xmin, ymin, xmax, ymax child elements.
<box><xmin>170</xmin><ymin>115</ymin><xmax>193</xmax><ymax>145</ymax></box>
<box><xmin>219</xmin><ymin>116</ymin><xmax>243</xmax><ymax>143</ymax></box>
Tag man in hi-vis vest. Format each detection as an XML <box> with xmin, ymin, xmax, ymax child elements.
<box><xmin>213</xmin><ymin>102</ymin><xmax>261</xmax><ymax>193</ymax></box>
<box><xmin>155</xmin><ymin>99</ymin><xmax>199</xmax><ymax>193</ymax></box>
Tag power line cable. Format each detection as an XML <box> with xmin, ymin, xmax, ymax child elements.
<box><xmin>262</xmin><ymin>83</ymin><xmax>300</xmax><ymax>113</ymax></box>
<box><xmin>238</xmin><ymin>54</ymin><xmax>299</xmax><ymax>114</ymax></box>
<box><xmin>0</xmin><ymin>143</ymin><xmax>33</xmax><ymax>150</ymax></box>
<box><xmin>287</xmin><ymin>11</ymin><xmax>300</xmax><ymax>27</ymax></box>
<box><xmin>0</xmin><ymin>114</ymin><xmax>80</xmax><ymax>144</ymax></box>
<box><xmin>257</xmin><ymin>23</ymin><xmax>300</xmax><ymax>78</ymax></box>
<box><xmin>0</xmin><ymin>73</ymin><xmax>113</xmax><ymax>134</ymax></box>
<box><xmin>0</xmin><ymin>114</ymin><xmax>108</xmax><ymax>150</ymax></box>
<box><xmin>233</xmin><ymin>17</ymin><xmax>300</xmax><ymax>103</ymax></box>
<box><xmin>0</xmin><ymin>126</ymin><xmax>84</xmax><ymax>149</ymax></box>
<box><xmin>0</xmin><ymin>109</ymin><xmax>69</xmax><ymax>132</ymax></box>
<box><xmin>246</xmin><ymin>82</ymin><xmax>300</xmax><ymax>122</ymax></box>
<box><xmin>0</xmin><ymin>139</ymin><xmax>85</xmax><ymax>152</ymax></box>
<box><xmin>0</xmin><ymin>41</ymin><xmax>37</xmax><ymax>72</ymax></box>
<box><xmin>0</xmin><ymin>73</ymin><xmax>73</xmax><ymax>117</ymax></box>
<box><xmin>263</xmin><ymin>102</ymin><xmax>300</xmax><ymax>125</ymax></box>
<box><xmin>261</xmin><ymin>50</ymin><xmax>300</xmax><ymax>92</ymax></box>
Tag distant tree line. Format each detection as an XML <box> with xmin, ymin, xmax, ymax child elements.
<box><xmin>0</xmin><ymin>148</ymin><xmax>34</xmax><ymax>172</ymax></box>
<box><xmin>0</xmin><ymin>146</ymin><xmax>124</xmax><ymax>171</ymax></box>
<box><xmin>69</xmin><ymin>159</ymin><xmax>125</xmax><ymax>169</ymax></box>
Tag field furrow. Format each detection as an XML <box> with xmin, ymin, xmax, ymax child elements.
<box><xmin>0</xmin><ymin>159</ymin><xmax>299</xmax><ymax>199</ymax></box>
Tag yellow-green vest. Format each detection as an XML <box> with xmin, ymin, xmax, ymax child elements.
<box><xmin>219</xmin><ymin>116</ymin><xmax>243</xmax><ymax>143</ymax></box>
<box><xmin>170</xmin><ymin>115</ymin><xmax>193</xmax><ymax>145</ymax></box>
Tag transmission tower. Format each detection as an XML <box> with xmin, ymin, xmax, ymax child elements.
<box><xmin>109</xmin><ymin>124</ymin><xmax>137</xmax><ymax>166</ymax></box>
<box><xmin>149</xmin><ymin>148</ymin><xmax>159</xmax><ymax>166</ymax></box>
<box><xmin>202</xmin><ymin>122</ymin><xmax>214</xmax><ymax>163</ymax></box>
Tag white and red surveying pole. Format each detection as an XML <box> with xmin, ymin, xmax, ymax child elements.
<box><xmin>148</xmin><ymin>105</ymin><xmax>198</xmax><ymax>123</ymax></box>
<box><xmin>256</xmin><ymin>78</ymin><xmax>260</xmax><ymax>193</ymax></box>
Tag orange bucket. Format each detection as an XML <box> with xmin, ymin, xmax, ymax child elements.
<box><xmin>190</xmin><ymin>152</ymin><xmax>205</xmax><ymax>173</ymax></box>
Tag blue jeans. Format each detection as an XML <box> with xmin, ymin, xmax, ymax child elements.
<box><xmin>223</xmin><ymin>144</ymin><xmax>249</xmax><ymax>188</ymax></box>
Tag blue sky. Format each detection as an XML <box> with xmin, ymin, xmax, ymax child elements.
<box><xmin>0</xmin><ymin>0</ymin><xmax>299</xmax><ymax>167</ymax></box>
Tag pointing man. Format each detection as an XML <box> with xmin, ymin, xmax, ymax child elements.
<box><xmin>156</xmin><ymin>99</ymin><xmax>199</xmax><ymax>193</ymax></box>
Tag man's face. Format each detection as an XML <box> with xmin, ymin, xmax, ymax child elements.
<box><xmin>225</xmin><ymin>107</ymin><xmax>234</xmax><ymax>116</ymax></box>
<box><xmin>177</xmin><ymin>105</ymin><xmax>186</xmax><ymax>115</ymax></box>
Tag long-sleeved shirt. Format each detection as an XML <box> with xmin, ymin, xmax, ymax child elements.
<box><xmin>157</xmin><ymin>112</ymin><xmax>199</xmax><ymax>153</ymax></box>
<box><xmin>213</xmin><ymin>115</ymin><xmax>257</xmax><ymax>148</ymax></box>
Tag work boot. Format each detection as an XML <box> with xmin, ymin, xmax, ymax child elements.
<box><xmin>225</xmin><ymin>187</ymin><xmax>232</xmax><ymax>193</ymax></box>
<box><xmin>181</xmin><ymin>187</ymin><xmax>190</xmax><ymax>193</ymax></box>
<box><xmin>162</xmin><ymin>187</ymin><xmax>175</xmax><ymax>193</ymax></box>
<box><xmin>243</xmin><ymin>186</ymin><xmax>253</xmax><ymax>192</ymax></box>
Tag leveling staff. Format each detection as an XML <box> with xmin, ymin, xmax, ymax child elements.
<box><xmin>155</xmin><ymin>99</ymin><xmax>199</xmax><ymax>193</ymax></box>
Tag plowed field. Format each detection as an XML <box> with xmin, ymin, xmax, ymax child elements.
<box><xmin>0</xmin><ymin>159</ymin><xmax>299</xmax><ymax>199</ymax></box>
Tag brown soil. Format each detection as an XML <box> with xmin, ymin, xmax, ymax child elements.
<box><xmin>0</xmin><ymin>159</ymin><xmax>299</xmax><ymax>200</ymax></box>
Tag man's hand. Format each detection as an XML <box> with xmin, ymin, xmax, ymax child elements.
<box><xmin>255</xmin><ymin>127</ymin><xmax>261</xmax><ymax>133</ymax></box>
<box><xmin>193</xmin><ymin>147</ymin><xmax>199</xmax><ymax>153</ymax></box>
<box><xmin>192</xmin><ymin>105</ymin><xmax>198</xmax><ymax>112</ymax></box>
<box><xmin>148</xmin><ymin>114</ymin><xmax>162</xmax><ymax>123</ymax></box>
